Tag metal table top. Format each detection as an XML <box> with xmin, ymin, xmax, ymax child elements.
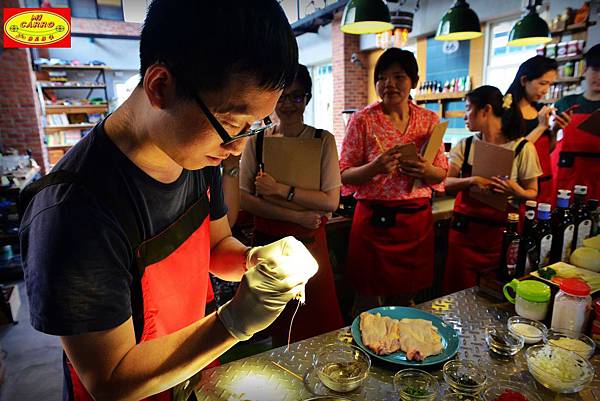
<box><xmin>196</xmin><ymin>287</ymin><xmax>600</xmax><ymax>401</ymax></box>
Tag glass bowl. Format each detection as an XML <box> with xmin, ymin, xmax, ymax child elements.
<box><xmin>485</xmin><ymin>326</ymin><xmax>525</xmax><ymax>356</ymax></box>
<box><xmin>543</xmin><ymin>328</ymin><xmax>596</xmax><ymax>359</ymax></box>
<box><xmin>482</xmin><ymin>381</ymin><xmax>542</xmax><ymax>401</ymax></box>
<box><xmin>314</xmin><ymin>343</ymin><xmax>370</xmax><ymax>393</ymax></box>
<box><xmin>507</xmin><ymin>316</ymin><xmax>547</xmax><ymax>344</ymax></box>
<box><xmin>440</xmin><ymin>393</ymin><xmax>481</xmax><ymax>401</ymax></box>
<box><xmin>442</xmin><ymin>360</ymin><xmax>487</xmax><ymax>395</ymax></box>
<box><xmin>525</xmin><ymin>344</ymin><xmax>595</xmax><ymax>393</ymax></box>
<box><xmin>393</xmin><ymin>368</ymin><xmax>439</xmax><ymax>401</ymax></box>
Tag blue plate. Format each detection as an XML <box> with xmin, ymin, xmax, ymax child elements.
<box><xmin>351</xmin><ymin>306</ymin><xmax>460</xmax><ymax>366</ymax></box>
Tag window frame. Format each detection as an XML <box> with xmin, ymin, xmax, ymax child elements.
<box><xmin>28</xmin><ymin>0</ymin><xmax>125</xmax><ymax>21</ymax></box>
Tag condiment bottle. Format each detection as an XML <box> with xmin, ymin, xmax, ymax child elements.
<box><xmin>517</xmin><ymin>201</ymin><xmax>538</xmax><ymax>276</ymax></box>
<box><xmin>550</xmin><ymin>278</ymin><xmax>592</xmax><ymax>335</ymax></box>
<box><xmin>499</xmin><ymin>213</ymin><xmax>521</xmax><ymax>282</ymax></box>
<box><xmin>536</xmin><ymin>203</ymin><xmax>553</xmax><ymax>267</ymax></box>
<box><xmin>550</xmin><ymin>189</ymin><xmax>574</xmax><ymax>263</ymax></box>
<box><xmin>503</xmin><ymin>279</ymin><xmax>551</xmax><ymax>321</ymax></box>
<box><xmin>571</xmin><ymin>185</ymin><xmax>592</xmax><ymax>250</ymax></box>
<box><xmin>587</xmin><ymin>199</ymin><xmax>599</xmax><ymax>237</ymax></box>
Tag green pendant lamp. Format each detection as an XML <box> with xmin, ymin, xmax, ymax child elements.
<box><xmin>508</xmin><ymin>0</ymin><xmax>551</xmax><ymax>46</ymax></box>
<box><xmin>340</xmin><ymin>0</ymin><xmax>393</xmax><ymax>35</ymax></box>
<box><xmin>435</xmin><ymin>0</ymin><xmax>482</xmax><ymax>41</ymax></box>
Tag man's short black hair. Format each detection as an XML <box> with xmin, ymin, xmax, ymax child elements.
<box><xmin>373</xmin><ymin>48</ymin><xmax>419</xmax><ymax>87</ymax></box>
<box><xmin>140</xmin><ymin>0</ymin><xmax>298</xmax><ymax>98</ymax></box>
<box><xmin>585</xmin><ymin>43</ymin><xmax>600</xmax><ymax>68</ymax></box>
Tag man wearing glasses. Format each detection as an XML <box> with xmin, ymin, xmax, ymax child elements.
<box><xmin>19</xmin><ymin>1</ymin><xmax>316</xmax><ymax>400</ymax></box>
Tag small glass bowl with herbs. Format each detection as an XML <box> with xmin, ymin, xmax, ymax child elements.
<box><xmin>393</xmin><ymin>368</ymin><xmax>439</xmax><ymax>401</ymax></box>
<box><xmin>443</xmin><ymin>360</ymin><xmax>487</xmax><ymax>395</ymax></box>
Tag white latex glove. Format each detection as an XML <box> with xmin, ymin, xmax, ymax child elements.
<box><xmin>218</xmin><ymin>237</ymin><xmax>318</xmax><ymax>341</ymax></box>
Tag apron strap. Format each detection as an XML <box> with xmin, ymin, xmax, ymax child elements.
<box><xmin>314</xmin><ymin>128</ymin><xmax>323</xmax><ymax>139</ymax></box>
<box><xmin>255</xmin><ymin>131</ymin><xmax>265</xmax><ymax>171</ymax></box>
<box><xmin>460</xmin><ymin>135</ymin><xmax>474</xmax><ymax>178</ymax></box>
<box><xmin>514</xmin><ymin>138</ymin><xmax>528</xmax><ymax>157</ymax></box>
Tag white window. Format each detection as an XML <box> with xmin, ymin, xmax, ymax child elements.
<box><xmin>484</xmin><ymin>19</ymin><xmax>539</xmax><ymax>93</ymax></box>
<box><xmin>305</xmin><ymin>63</ymin><xmax>333</xmax><ymax>133</ymax></box>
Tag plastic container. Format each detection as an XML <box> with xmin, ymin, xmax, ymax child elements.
<box><xmin>550</xmin><ymin>278</ymin><xmax>592</xmax><ymax>335</ymax></box>
<box><xmin>543</xmin><ymin>328</ymin><xmax>595</xmax><ymax>359</ymax></box>
<box><xmin>503</xmin><ymin>279</ymin><xmax>551</xmax><ymax>320</ymax></box>
<box><xmin>314</xmin><ymin>343</ymin><xmax>370</xmax><ymax>393</ymax></box>
<box><xmin>442</xmin><ymin>360</ymin><xmax>487</xmax><ymax>395</ymax></box>
<box><xmin>507</xmin><ymin>316</ymin><xmax>547</xmax><ymax>344</ymax></box>
<box><xmin>394</xmin><ymin>368</ymin><xmax>438</xmax><ymax>401</ymax></box>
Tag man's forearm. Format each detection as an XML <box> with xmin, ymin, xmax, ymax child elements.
<box><xmin>64</xmin><ymin>314</ymin><xmax>237</xmax><ymax>401</ymax></box>
<box><xmin>240</xmin><ymin>190</ymin><xmax>299</xmax><ymax>224</ymax></box>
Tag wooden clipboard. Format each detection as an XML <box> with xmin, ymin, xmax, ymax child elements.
<box><xmin>262</xmin><ymin>136</ymin><xmax>322</xmax><ymax>211</ymax></box>
<box><xmin>577</xmin><ymin>109</ymin><xmax>600</xmax><ymax>136</ymax></box>
<box><xmin>469</xmin><ymin>140</ymin><xmax>514</xmax><ymax>211</ymax></box>
<box><xmin>412</xmin><ymin>121</ymin><xmax>448</xmax><ymax>191</ymax></box>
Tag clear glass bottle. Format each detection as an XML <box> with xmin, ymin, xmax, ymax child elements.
<box><xmin>571</xmin><ymin>185</ymin><xmax>592</xmax><ymax>250</ymax></box>
<box><xmin>536</xmin><ymin>203</ymin><xmax>553</xmax><ymax>268</ymax></box>
<box><xmin>551</xmin><ymin>278</ymin><xmax>592</xmax><ymax>335</ymax></box>
<box><xmin>550</xmin><ymin>189</ymin><xmax>575</xmax><ymax>263</ymax></box>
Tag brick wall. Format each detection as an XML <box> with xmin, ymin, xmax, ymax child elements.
<box><xmin>0</xmin><ymin>0</ymin><xmax>48</xmax><ymax>172</ymax></box>
<box><xmin>72</xmin><ymin>17</ymin><xmax>141</xmax><ymax>37</ymax></box>
<box><xmin>331</xmin><ymin>11</ymin><xmax>368</xmax><ymax>155</ymax></box>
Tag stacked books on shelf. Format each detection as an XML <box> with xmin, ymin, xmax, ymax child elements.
<box><xmin>47</xmin><ymin>130</ymin><xmax>82</xmax><ymax>146</ymax></box>
<box><xmin>46</xmin><ymin>113</ymin><xmax>70</xmax><ymax>126</ymax></box>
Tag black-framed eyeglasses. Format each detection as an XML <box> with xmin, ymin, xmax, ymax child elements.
<box><xmin>278</xmin><ymin>92</ymin><xmax>308</xmax><ymax>105</ymax></box>
<box><xmin>191</xmin><ymin>92</ymin><xmax>273</xmax><ymax>145</ymax></box>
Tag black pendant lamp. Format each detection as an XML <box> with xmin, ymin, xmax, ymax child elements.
<box><xmin>435</xmin><ymin>0</ymin><xmax>482</xmax><ymax>41</ymax></box>
<box><xmin>340</xmin><ymin>0</ymin><xmax>393</xmax><ymax>35</ymax></box>
<box><xmin>508</xmin><ymin>0</ymin><xmax>551</xmax><ymax>46</ymax></box>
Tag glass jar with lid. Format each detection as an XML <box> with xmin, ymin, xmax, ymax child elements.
<box><xmin>551</xmin><ymin>278</ymin><xmax>592</xmax><ymax>335</ymax></box>
<box><xmin>503</xmin><ymin>279</ymin><xmax>551</xmax><ymax>321</ymax></box>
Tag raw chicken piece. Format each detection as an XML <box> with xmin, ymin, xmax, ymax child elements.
<box><xmin>359</xmin><ymin>312</ymin><xmax>444</xmax><ymax>361</ymax></box>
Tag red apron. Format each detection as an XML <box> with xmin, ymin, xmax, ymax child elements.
<box><xmin>534</xmin><ymin>134</ymin><xmax>554</xmax><ymax>204</ymax></box>
<box><xmin>443</xmin><ymin>191</ymin><xmax>513</xmax><ymax>295</ymax></box>
<box><xmin>67</xmin><ymin>193</ymin><xmax>215</xmax><ymax>401</ymax></box>
<box><xmin>253</xmin><ymin>216</ymin><xmax>343</xmax><ymax>345</ymax></box>
<box><xmin>554</xmin><ymin>113</ymin><xmax>600</xmax><ymax>200</ymax></box>
<box><xmin>346</xmin><ymin>198</ymin><xmax>434</xmax><ymax>297</ymax></box>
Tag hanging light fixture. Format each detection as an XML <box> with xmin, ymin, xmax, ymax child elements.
<box><xmin>340</xmin><ymin>0</ymin><xmax>393</xmax><ymax>34</ymax></box>
<box><xmin>508</xmin><ymin>0</ymin><xmax>551</xmax><ymax>46</ymax></box>
<box><xmin>375</xmin><ymin>1</ymin><xmax>418</xmax><ymax>49</ymax></box>
<box><xmin>435</xmin><ymin>0</ymin><xmax>482</xmax><ymax>41</ymax></box>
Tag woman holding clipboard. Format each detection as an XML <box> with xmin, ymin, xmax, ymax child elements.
<box><xmin>239</xmin><ymin>64</ymin><xmax>343</xmax><ymax>344</ymax></box>
<box><xmin>443</xmin><ymin>86</ymin><xmax>542</xmax><ymax>294</ymax></box>
<box><xmin>339</xmin><ymin>48</ymin><xmax>448</xmax><ymax>314</ymax></box>
<box><xmin>506</xmin><ymin>56</ymin><xmax>572</xmax><ymax>204</ymax></box>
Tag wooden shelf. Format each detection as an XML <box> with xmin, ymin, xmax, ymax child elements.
<box><xmin>39</xmin><ymin>64</ymin><xmax>111</xmax><ymax>70</ymax></box>
<box><xmin>444</xmin><ymin>110</ymin><xmax>465</xmax><ymax>119</ymax></box>
<box><xmin>39</xmin><ymin>82</ymin><xmax>107</xmax><ymax>89</ymax></box>
<box><xmin>46</xmin><ymin>105</ymin><xmax>108</xmax><ymax>114</ymax></box>
<box><xmin>555</xmin><ymin>54</ymin><xmax>584</xmax><ymax>63</ymax></box>
<box><xmin>555</xmin><ymin>76</ymin><xmax>583</xmax><ymax>84</ymax></box>
<box><xmin>45</xmin><ymin>124</ymin><xmax>95</xmax><ymax>133</ymax></box>
<box><xmin>551</xmin><ymin>21</ymin><xmax>596</xmax><ymax>36</ymax></box>
<box><xmin>47</xmin><ymin>144</ymin><xmax>75</xmax><ymax>149</ymax></box>
<box><xmin>415</xmin><ymin>92</ymin><xmax>467</xmax><ymax>102</ymax></box>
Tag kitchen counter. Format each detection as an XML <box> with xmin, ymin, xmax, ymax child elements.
<box><xmin>195</xmin><ymin>287</ymin><xmax>599</xmax><ymax>400</ymax></box>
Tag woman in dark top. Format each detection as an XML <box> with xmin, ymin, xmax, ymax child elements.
<box><xmin>506</xmin><ymin>56</ymin><xmax>572</xmax><ymax>204</ymax></box>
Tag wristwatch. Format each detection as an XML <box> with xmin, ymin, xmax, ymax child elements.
<box><xmin>223</xmin><ymin>166</ymin><xmax>240</xmax><ymax>177</ymax></box>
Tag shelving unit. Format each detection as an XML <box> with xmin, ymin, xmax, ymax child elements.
<box><xmin>35</xmin><ymin>64</ymin><xmax>111</xmax><ymax>167</ymax></box>
<box><xmin>542</xmin><ymin>20</ymin><xmax>596</xmax><ymax>103</ymax></box>
<box><xmin>414</xmin><ymin>92</ymin><xmax>467</xmax><ymax>119</ymax></box>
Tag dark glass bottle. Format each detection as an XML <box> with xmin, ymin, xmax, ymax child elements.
<box><xmin>499</xmin><ymin>213</ymin><xmax>521</xmax><ymax>282</ymax></box>
<box><xmin>536</xmin><ymin>203</ymin><xmax>553</xmax><ymax>267</ymax></box>
<box><xmin>588</xmin><ymin>199</ymin><xmax>599</xmax><ymax>237</ymax></box>
<box><xmin>550</xmin><ymin>190</ymin><xmax>575</xmax><ymax>263</ymax></box>
<box><xmin>571</xmin><ymin>185</ymin><xmax>592</xmax><ymax>251</ymax></box>
<box><xmin>517</xmin><ymin>201</ymin><xmax>538</xmax><ymax>276</ymax></box>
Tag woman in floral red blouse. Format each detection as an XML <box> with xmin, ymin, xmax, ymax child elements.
<box><xmin>340</xmin><ymin>48</ymin><xmax>448</xmax><ymax>313</ymax></box>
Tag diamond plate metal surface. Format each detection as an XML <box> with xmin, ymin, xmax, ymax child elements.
<box><xmin>196</xmin><ymin>288</ymin><xmax>599</xmax><ymax>401</ymax></box>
